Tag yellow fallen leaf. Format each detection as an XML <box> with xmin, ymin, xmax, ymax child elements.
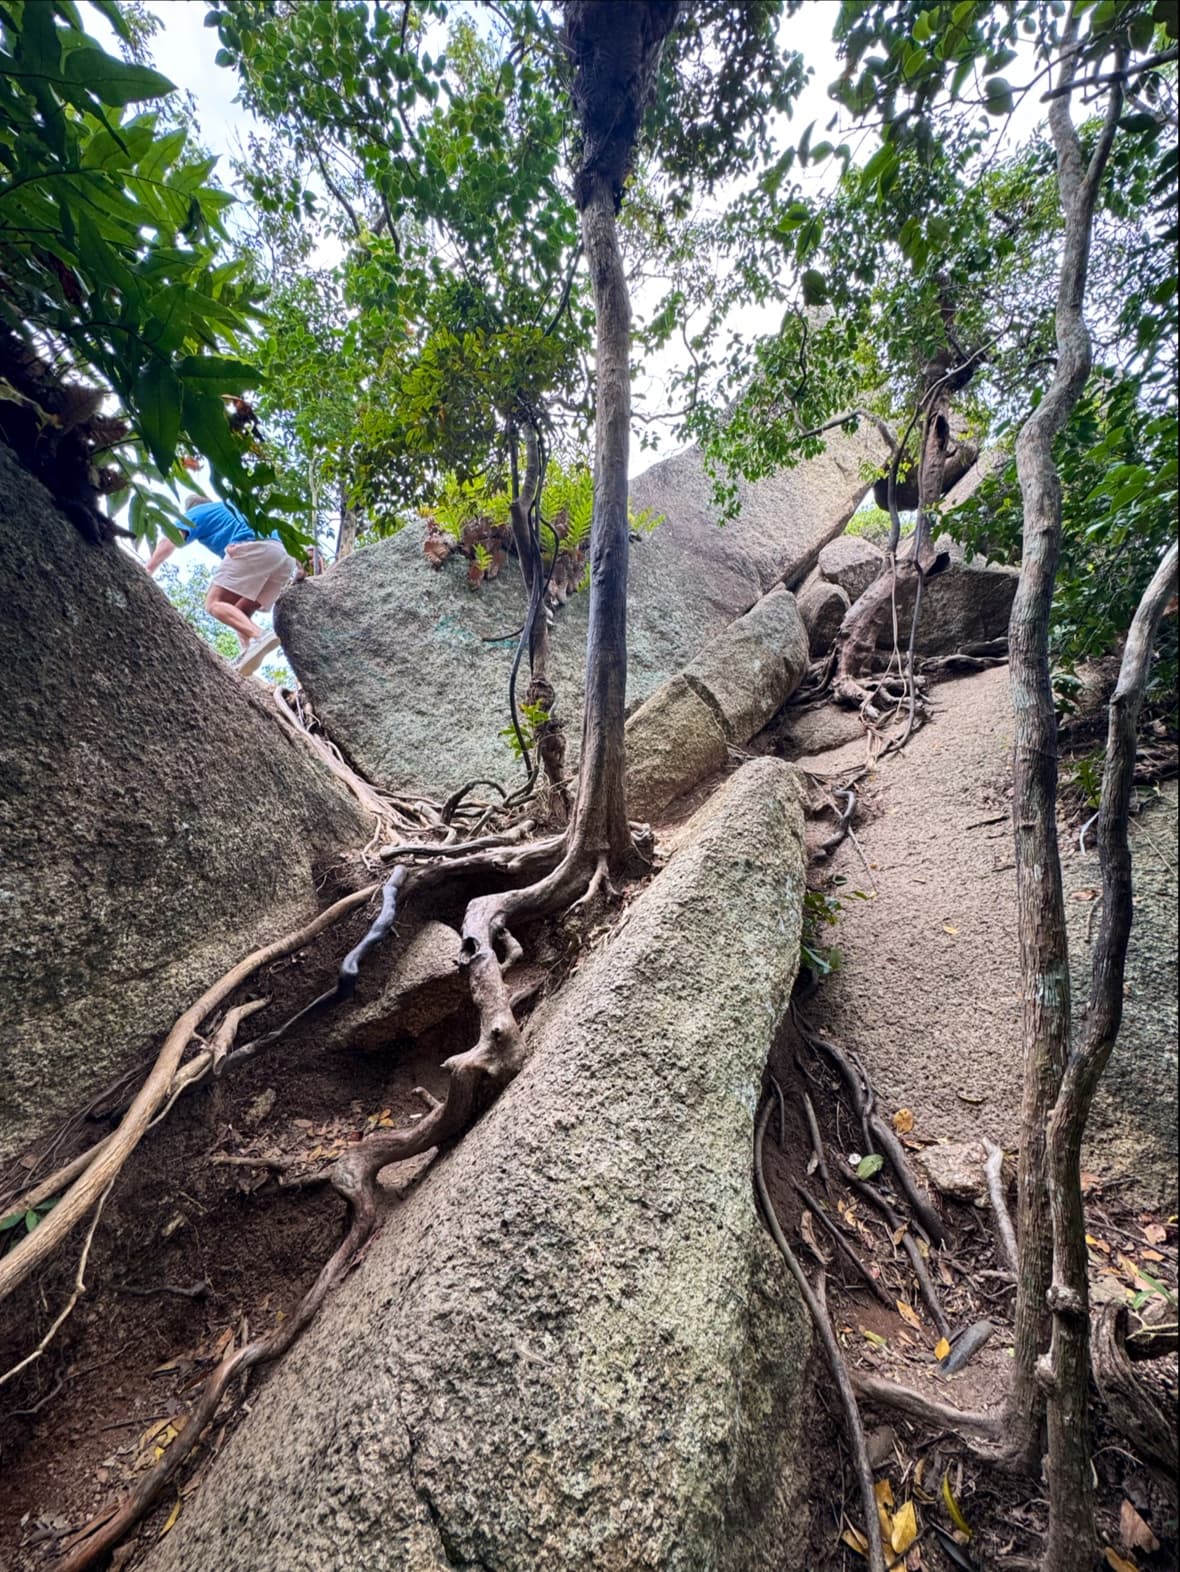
<box><xmin>875</xmin><ymin>1478</ymin><xmax>894</xmax><ymax>1541</ymax></box>
<box><xmin>842</xmin><ymin>1524</ymin><xmax>870</xmax><ymax>1557</ymax></box>
<box><xmin>942</xmin><ymin>1472</ymin><xmax>972</xmax><ymax>1539</ymax></box>
<box><xmin>934</xmin><ymin>1336</ymin><xmax>951</xmax><ymax>1361</ymax></box>
<box><xmin>139</xmin><ymin>1417</ymin><xmax>175</xmax><ymax>1451</ymax></box>
<box><xmin>159</xmin><ymin>1498</ymin><xmax>182</xmax><ymax>1537</ymax></box>
<box><xmin>861</xmin><ymin>1328</ymin><xmax>888</xmax><ymax>1349</ymax></box>
<box><xmin>891</xmin><ymin>1500</ymin><xmax>918</xmax><ymax>1555</ymax></box>
<box><xmin>942</xmin><ymin>924</ymin><xmax>958</xmax><ymax>935</ymax></box>
<box><xmin>1105</xmin><ymin>1551</ymin><xmax>1140</xmax><ymax>1572</ymax></box>
<box><xmin>875</xmin><ymin>1479</ymin><xmax>894</xmax><ymax>1507</ymax></box>
<box><xmin>892</xmin><ymin>1108</ymin><xmax>914</xmax><ymax>1135</ymax></box>
<box><xmin>897</xmin><ymin>1300</ymin><xmax>923</xmax><ymax>1331</ymax></box>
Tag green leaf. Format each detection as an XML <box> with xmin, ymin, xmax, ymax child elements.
<box><xmin>24</xmin><ymin>1209</ymin><xmax>40</xmax><ymax>1232</ymax></box>
<box><xmin>176</xmin><ymin>355</ymin><xmax>260</xmax><ymax>393</ymax></box>
<box><xmin>136</xmin><ymin>358</ymin><xmax>182</xmax><ymax>473</ymax></box>
<box><xmin>0</xmin><ymin>1211</ymin><xmax>23</xmax><ymax>1231</ymax></box>
<box><xmin>984</xmin><ymin>77</ymin><xmax>1015</xmax><ymax>116</ymax></box>
<box><xmin>802</xmin><ymin>268</ymin><xmax>828</xmax><ymax>306</ymax></box>
<box><xmin>856</xmin><ymin>1154</ymin><xmax>885</xmax><ymax>1180</ymax></box>
<box><xmin>63</xmin><ymin>48</ymin><xmax>175</xmax><ymax>107</ymax></box>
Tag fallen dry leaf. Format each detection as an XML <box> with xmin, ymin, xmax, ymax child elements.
<box><xmin>1143</xmin><ymin>1223</ymin><xmax>1167</xmax><ymax>1246</ymax></box>
<box><xmin>934</xmin><ymin>1336</ymin><xmax>952</xmax><ymax>1361</ymax></box>
<box><xmin>1105</xmin><ymin>1550</ymin><xmax>1140</xmax><ymax>1572</ymax></box>
<box><xmin>892</xmin><ymin>1108</ymin><xmax>914</xmax><ymax>1135</ymax></box>
<box><xmin>897</xmin><ymin>1300</ymin><xmax>923</xmax><ymax>1331</ymax></box>
<box><xmin>942</xmin><ymin>924</ymin><xmax>959</xmax><ymax>935</ymax></box>
<box><xmin>941</xmin><ymin>1472</ymin><xmax>972</xmax><ymax>1540</ymax></box>
<box><xmin>1141</xmin><ymin>1249</ymin><xmax>1165</xmax><ymax>1263</ymax></box>
<box><xmin>842</xmin><ymin>1524</ymin><xmax>870</xmax><ymax>1557</ymax></box>
<box><xmin>1070</xmin><ymin>888</ymin><xmax>1098</xmax><ymax>901</ymax></box>
<box><xmin>1119</xmin><ymin>1500</ymin><xmax>1160</xmax><ymax>1555</ymax></box>
<box><xmin>861</xmin><ymin>1327</ymin><xmax>888</xmax><ymax>1349</ymax></box>
<box><xmin>1087</xmin><ymin>1233</ymin><xmax>1113</xmax><ymax>1255</ymax></box>
<box><xmin>891</xmin><ymin>1500</ymin><xmax>919</xmax><ymax>1554</ymax></box>
<box><xmin>159</xmin><ymin>1497</ymin><xmax>182</xmax><ymax>1537</ymax></box>
<box><xmin>875</xmin><ymin>1479</ymin><xmax>894</xmax><ymax>1508</ymax></box>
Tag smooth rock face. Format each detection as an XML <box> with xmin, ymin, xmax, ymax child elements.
<box><xmin>0</xmin><ymin>446</ymin><xmax>369</xmax><ymax>1159</ymax></box>
<box><xmin>625</xmin><ymin>674</ymin><xmax>729</xmax><ymax>820</ymax></box>
<box><xmin>624</xmin><ymin>589</ymin><xmax>810</xmax><ymax>818</ymax></box>
<box><xmin>797</xmin><ymin>579</ymin><xmax>850</xmax><ymax>656</ymax></box>
<box><xmin>816</xmin><ymin>535</ymin><xmax>885</xmax><ymax>604</ymax></box>
<box><xmin>889</xmin><ymin>541</ymin><xmax>1019</xmax><ymax>654</ymax></box>
<box><xmin>147</xmin><ymin>758</ymin><xmax>812</xmax><ymax>1572</ymax></box>
<box><xmin>683</xmin><ymin>588</ymin><xmax>809</xmax><ymax>744</ymax></box>
<box><xmin>276</xmin><ymin>431</ymin><xmax>886</xmax><ymax>798</ymax></box>
<box><xmin>318</xmin><ymin>919</ymin><xmax>466</xmax><ymax>1050</ymax></box>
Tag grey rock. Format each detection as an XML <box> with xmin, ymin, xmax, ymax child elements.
<box><xmin>625</xmin><ymin>674</ymin><xmax>729</xmax><ymax>820</ymax></box>
<box><xmin>683</xmin><ymin>588</ymin><xmax>809</xmax><ymax>744</ymax></box>
<box><xmin>914</xmin><ymin>1140</ymin><xmax>989</xmax><ymax>1203</ymax></box>
<box><xmin>880</xmin><ymin>540</ymin><xmax>1018</xmax><ymax>655</ymax></box>
<box><xmin>320</xmin><ymin>918</ymin><xmax>466</xmax><ymax>1051</ymax></box>
<box><xmin>147</xmin><ymin>758</ymin><xmax>812</xmax><ymax>1572</ymax></box>
<box><xmin>277</xmin><ymin>430</ymin><xmax>887</xmax><ymax>798</ymax></box>
<box><xmin>0</xmin><ymin>447</ymin><xmax>369</xmax><ymax>1161</ymax></box>
<box><xmin>817</xmin><ymin>535</ymin><xmax>885</xmax><ymax>603</ymax></box>
<box><xmin>797</xmin><ymin>579</ymin><xmax>850</xmax><ymax>656</ymax></box>
<box><xmin>776</xmin><ymin>704</ymin><xmax>867</xmax><ymax>759</ymax></box>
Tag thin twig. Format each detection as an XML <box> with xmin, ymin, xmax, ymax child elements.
<box><xmin>0</xmin><ymin>1180</ymin><xmax>115</xmax><ymax>1392</ymax></box>
<box><xmin>800</xmin><ymin>1089</ymin><xmax>832</xmax><ymax>1195</ymax></box>
<box><xmin>793</xmin><ymin>1181</ymin><xmax>892</xmax><ymax>1307</ymax></box>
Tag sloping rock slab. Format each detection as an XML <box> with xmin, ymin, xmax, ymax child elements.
<box><xmin>276</xmin><ymin>430</ymin><xmax>886</xmax><ymax>797</ymax></box>
<box><xmin>0</xmin><ymin>447</ymin><xmax>368</xmax><ymax>1160</ymax></box>
<box><xmin>883</xmin><ymin>541</ymin><xmax>1018</xmax><ymax>654</ymax></box>
<box><xmin>148</xmin><ymin>758</ymin><xmax>812</xmax><ymax>1572</ymax></box>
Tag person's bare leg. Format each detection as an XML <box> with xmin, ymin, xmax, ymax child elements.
<box><xmin>206</xmin><ymin>585</ymin><xmax>260</xmax><ymax>650</ymax></box>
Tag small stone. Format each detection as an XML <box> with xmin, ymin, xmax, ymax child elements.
<box><xmin>914</xmin><ymin>1140</ymin><xmax>988</xmax><ymax>1202</ymax></box>
<box><xmin>241</xmin><ymin>1087</ymin><xmax>277</xmax><ymax>1130</ymax></box>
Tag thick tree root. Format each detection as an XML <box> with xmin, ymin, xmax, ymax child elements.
<box><xmin>0</xmin><ymin>882</ymin><xmax>387</xmax><ymax>1308</ymax></box>
<box><xmin>1092</xmin><ymin>1303</ymin><xmax>1179</xmax><ymax>1498</ymax></box>
<box><xmin>49</xmin><ymin>831</ymin><xmax>608</xmax><ymax>1569</ymax></box>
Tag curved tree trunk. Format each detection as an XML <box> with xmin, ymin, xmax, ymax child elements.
<box><xmin>1003</xmin><ymin>19</ymin><xmax>1125</xmax><ymax>1500</ymax></box>
<box><xmin>335</xmin><ymin>485</ymin><xmax>358</xmax><ymax>561</ymax></box>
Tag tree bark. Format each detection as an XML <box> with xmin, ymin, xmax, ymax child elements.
<box><xmin>1003</xmin><ymin>14</ymin><xmax>1125</xmax><ymax>1481</ymax></box>
<box><xmin>1041</xmin><ymin>540</ymin><xmax>1176</xmax><ymax>1567</ymax></box>
<box><xmin>563</xmin><ymin>0</ymin><xmax>679</xmax><ymax>866</ymax></box>
<box><xmin>335</xmin><ymin>485</ymin><xmax>358</xmax><ymax>561</ymax></box>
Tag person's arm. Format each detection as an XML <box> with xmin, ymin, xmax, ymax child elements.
<box><xmin>144</xmin><ymin>537</ymin><xmax>178</xmax><ymax>574</ymax></box>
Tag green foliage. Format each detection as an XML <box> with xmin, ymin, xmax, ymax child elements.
<box><xmin>499</xmin><ymin>698</ymin><xmax>550</xmax><ymax>761</ymax></box>
<box><xmin>0</xmin><ymin>0</ymin><xmax>298</xmax><ymax>546</ymax></box>
<box><xmin>846</xmin><ymin>504</ymin><xmax>894</xmax><ymax>545</ymax></box>
<box><xmin>801</xmin><ymin>886</ymin><xmax>844</xmax><ymax>977</ymax></box>
<box><xmin>0</xmin><ymin>1195</ymin><xmax>56</xmax><ymax>1254</ymax></box>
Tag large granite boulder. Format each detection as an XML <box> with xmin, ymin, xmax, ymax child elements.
<box><xmin>276</xmin><ymin>430</ymin><xmax>887</xmax><ymax>798</ymax></box>
<box><xmin>626</xmin><ymin>587</ymin><xmax>809</xmax><ymax>816</ymax></box>
<box><xmin>816</xmin><ymin>535</ymin><xmax>885</xmax><ymax>603</ymax></box>
<box><xmin>148</xmin><ymin>758</ymin><xmax>812</xmax><ymax>1572</ymax></box>
<box><xmin>0</xmin><ymin>446</ymin><xmax>370</xmax><ymax>1160</ymax></box>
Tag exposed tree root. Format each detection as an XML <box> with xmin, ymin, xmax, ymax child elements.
<box><xmin>791</xmin><ymin>1005</ymin><xmax>945</xmax><ymax>1247</ymax></box>
<box><xmin>792</xmin><ymin>1181</ymin><xmax>892</xmax><ymax>1309</ymax></box>
<box><xmin>851</xmin><ymin>1372</ymin><xmax>1002</xmax><ymax>1448</ymax></box>
<box><xmin>0</xmin><ymin>882</ymin><xmax>387</xmax><ymax>1307</ymax></box>
<box><xmin>1092</xmin><ymin>1303</ymin><xmax>1179</xmax><ymax>1497</ymax></box>
<box><xmin>754</xmin><ymin>1099</ymin><xmax>887</xmax><ymax>1572</ymax></box>
<box><xmin>847</xmin><ymin>1175</ymin><xmax>951</xmax><ymax>1342</ymax></box>
<box><xmin>983</xmin><ymin>1139</ymin><xmax>1019</xmax><ymax>1278</ymax></box>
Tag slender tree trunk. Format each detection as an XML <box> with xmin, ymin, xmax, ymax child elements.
<box><xmin>563</xmin><ymin>0</ymin><xmax>680</xmax><ymax>867</ymax></box>
<box><xmin>1004</xmin><ymin>16</ymin><xmax>1125</xmax><ymax>1478</ymax></box>
<box><xmin>510</xmin><ymin>421</ymin><xmax>567</xmax><ymax>811</ymax></box>
<box><xmin>1042</xmin><ymin>540</ymin><xmax>1176</xmax><ymax>1569</ymax></box>
<box><xmin>567</xmin><ymin>174</ymin><xmax>633</xmax><ymax>863</ymax></box>
<box><xmin>336</xmin><ymin>484</ymin><xmax>358</xmax><ymax>561</ymax></box>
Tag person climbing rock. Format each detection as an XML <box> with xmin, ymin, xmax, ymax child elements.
<box><xmin>143</xmin><ymin>494</ymin><xmax>300</xmax><ymax>652</ymax></box>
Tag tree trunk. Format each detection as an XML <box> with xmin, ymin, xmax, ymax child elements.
<box><xmin>510</xmin><ymin>421</ymin><xmax>567</xmax><ymax>812</ymax></box>
<box><xmin>563</xmin><ymin>0</ymin><xmax>680</xmax><ymax>867</ymax></box>
<box><xmin>336</xmin><ymin>486</ymin><xmax>358</xmax><ymax>561</ymax></box>
<box><xmin>1042</xmin><ymin>540</ymin><xmax>1175</xmax><ymax>1567</ymax></box>
<box><xmin>1003</xmin><ymin>17</ymin><xmax>1125</xmax><ymax>1487</ymax></box>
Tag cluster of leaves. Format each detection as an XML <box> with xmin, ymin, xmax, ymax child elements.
<box><xmin>0</xmin><ymin>0</ymin><xmax>303</xmax><ymax>548</ymax></box>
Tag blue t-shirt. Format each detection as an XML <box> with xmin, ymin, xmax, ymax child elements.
<box><xmin>181</xmin><ymin>501</ymin><xmax>259</xmax><ymax>558</ymax></box>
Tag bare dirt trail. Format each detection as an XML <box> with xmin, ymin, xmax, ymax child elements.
<box><xmin>799</xmin><ymin>664</ymin><xmax>1177</xmax><ymax>1205</ymax></box>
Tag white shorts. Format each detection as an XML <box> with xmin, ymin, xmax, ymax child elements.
<box><xmin>213</xmin><ymin>539</ymin><xmax>294</xmax><ymax>610</ymax></box>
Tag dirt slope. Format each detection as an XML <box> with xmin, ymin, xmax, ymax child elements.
<box><xmin>801</xmin><ymin>665</ymin><xmax>1177</xmax><ymax>1205</ymax></box>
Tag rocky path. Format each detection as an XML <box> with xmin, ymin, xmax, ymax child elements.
<box><xmin>800</xmin><ymin>665</ymin><xmax>1177</xmax><ymax>1206</ymax></box>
